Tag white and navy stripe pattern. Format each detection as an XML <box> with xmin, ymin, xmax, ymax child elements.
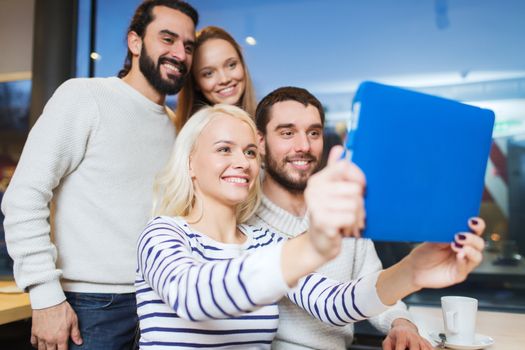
<box><xmin>136</xmin><ymin>216</ymin><xmax>387</xmax><ymax>349</ymax></box>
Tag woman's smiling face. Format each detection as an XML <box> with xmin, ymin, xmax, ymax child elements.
<box><xmin>189</xmin><ymin>113</ymin><xmax>259</xmax><ymax>207</ymax></box>
<box><xmin>193</xmin><ymin>38</ymin><xmax>246</xmax><ymax>106</ymax></box>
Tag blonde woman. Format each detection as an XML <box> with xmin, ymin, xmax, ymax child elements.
<box><xmin>135</xmin><ymin>104</ymin><xmax>485</xmax><ymax>349</ymax></box>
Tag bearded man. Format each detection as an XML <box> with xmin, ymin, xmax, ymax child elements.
<box><xmin>1</xmin><ymin>1</ymin><xmax>198</xmax><ymax>349</ymax></box>
<box><xmin>249</xmin><ymin>86</ymin><xmax>434</xmax><ymax>350</ymax></box>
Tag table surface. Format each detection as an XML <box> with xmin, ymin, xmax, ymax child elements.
<box><xmin>0</xmin><ymin>281</ymin><xmax>31</xmax><ymax>326</ymax></box>
<box><xmin>410</xmin><ymin>305</ymin><xmax>525</xmax><ymax>350</ymax></box>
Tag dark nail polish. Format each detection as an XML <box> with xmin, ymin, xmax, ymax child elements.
<box><xmin>470</xmin><ymin>219</ymin><xmax>478</xmax><ymax>225</ymax></box>
<box><xmin>457</xmin><ymin>234</ymin><xmax>466</xmax><ymax>241</ymax></box>
<box><xmin>454</xmin><ymin>242</ymin><xmax>464</xmax><ymax>248</ymax></box>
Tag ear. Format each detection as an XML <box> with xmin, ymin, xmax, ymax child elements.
<box><xmin>127</xmin><ymin>31</ymin><xmax>142</xmax><ymax>56</ymax></box>
<box><xmin>257</xmin><ymin>131</ymin><xmax>266</xmax><ymax>157</ymax></box>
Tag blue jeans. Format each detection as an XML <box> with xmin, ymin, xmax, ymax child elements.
<box><xmin>65</xmin><ymin>292</ymin><xmax>138</xmax><ymax>350</ymax></box>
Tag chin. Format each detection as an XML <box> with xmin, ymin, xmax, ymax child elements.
<box><xmin>217</xmin><ymin>95</ymin><xmax>242</xmax><ymax>106</ymax></box>
<box><xmin>224</xmin><ymin>199</ymin><xmax>247</xmax><ymax>208</ymax></box>
<box><xmin>226</xmin><ymin>193</ymin><xmax>250</xmax><ymax>205</ymax></box>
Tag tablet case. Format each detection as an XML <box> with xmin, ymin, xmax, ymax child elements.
<box><xmin>348</xmin><ymin>81</ymin><xmax>495</xmax><ymax>242</ymax></box>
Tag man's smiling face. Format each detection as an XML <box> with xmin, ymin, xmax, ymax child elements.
<box><xmin>261</xmin><ymin>100</ymin><xmax>324</xmax><ymax>193</ymax></box>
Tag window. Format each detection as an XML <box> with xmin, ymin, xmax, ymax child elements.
<box><xmin>79</xmin><ymin>0</ymin><xmax>525</xmax><ymax>312</ymax></box>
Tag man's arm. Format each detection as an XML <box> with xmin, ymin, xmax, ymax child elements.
<box><xmin>1</xmin><ymin>78</ymin><xmax>97</xmax><ymax>348</ymax></box>
<box><xmin>2</xmin><ymin>78</ymin><xmax>97</xmax><ymax>307</ymax></box>
<box><xmin>356</xmin><ymin>240</ymin><xmax>415</xmax><ymax>333</ymax></box>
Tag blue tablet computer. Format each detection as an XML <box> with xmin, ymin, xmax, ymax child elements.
<box><xmin>346</xmin><ymin>82</ymin><xmax>495</xmax><ymax>242</ymax></box>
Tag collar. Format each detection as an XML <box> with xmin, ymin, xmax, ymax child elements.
<box><xmin>253</xmin><ymin>194</ymin><xmax>310</xmax><ymax>239</ymax></box>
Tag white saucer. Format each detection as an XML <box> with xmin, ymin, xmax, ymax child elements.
<box><xmin>429</xmin><ymin>331</ymin><xmax>495</xmax><ymax>349</ymax></box>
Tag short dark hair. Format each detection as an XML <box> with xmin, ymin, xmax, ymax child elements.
<box><xmin>118</xmin><ymin>0</ymin><xmax>199</xmax><ymax>78</ymax></box>
<box><xmin>255</xmin><ymin>86</ymin><xmax>325</xmax><ymax>134</ymax></box>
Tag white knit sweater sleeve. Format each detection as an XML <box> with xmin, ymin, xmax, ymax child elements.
<box><xmin>356</xmin><ymin>240</ymin><xmax>413</xmax><ymax>332</ymax></box>
<box><xmin>1</xmin><ymin>79</ymin><xmax>99</xmax><ymax>309</ymax></box>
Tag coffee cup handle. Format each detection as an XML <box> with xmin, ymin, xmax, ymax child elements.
<box><xmin>445</xmin><ymin>311</ymin><xmax>458</xmax><ymax>334</ymax></box>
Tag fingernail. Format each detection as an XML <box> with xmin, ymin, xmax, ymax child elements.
<box><xmin>454</xmin><ymin>242</ymin><xmax>463</xmax><ymax>248</ymax></box>
<box><xmin>470</xmin><ymin>218</ymin><xmax>478</xmax><ymax>225</ymax></box>
<box><xmin>457</xmin><ymin>234</ymin><xmax>466</xmax><ymax>241</ymax></box>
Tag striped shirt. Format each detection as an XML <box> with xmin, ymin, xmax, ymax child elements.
<box><xmin>136</xmin><ymin>216</ymin><xmax>387</xmax><ymax>349</ymax></box>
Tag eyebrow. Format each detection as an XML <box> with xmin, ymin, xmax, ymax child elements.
<box><xmin>274</xmin><ymin>123</ymin><xmax>323</xmax><ymax>131</ymax></box>
<box><xmin>160</xmin><ymin>29</ymin><xmax>178</xmax><ymax>37</ymax></box>
<box><xmin>274</xmin><ymin>123</ymin><xmax>295</xmax><ymax>131</ymax></box>
<box><xmin>197</xmin><ymin>56</ymin><xmax>237</xmax><ymax>74</ymax></box>
<box><xmin>197</xmin><ymin>66</ymin><xmax>214</xmax><ymax>74</ymax></box>
<box><xmin>213</xmin><ymin>140</ymin><xmax>257</xmax><ymax>148</ymax></box>
<box><xmin>159</xmin><ymin>29</ymin><xmax>195</xmax><ymax>47</ymax></box>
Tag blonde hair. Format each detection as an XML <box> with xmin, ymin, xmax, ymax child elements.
<box><xmin>175</xmin><ymin>26</ymin><xmax>257</xmax><ymax>131</ymax></box>
<box><xmin>153</xmin><ymin>104</ymin><xmax>261</xmax><ymax>223</ymax></box>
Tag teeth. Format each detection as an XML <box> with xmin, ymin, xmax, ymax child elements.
<box><xmin>224</xmin><ymin>177</ymin><xmax>248</xmax><ymax>183</ymax></box>
<box><xmin>219</xmin><ymin>86</ymin><xmax>234</xmax><ymax>94</ymax></box>
<box><xmin>164</xmin><ymin>63</ymin><xmax>180</xmax><ymax>72</ymax></box>
<box><xmin>292</xmin><ymin>161</ymin><xmax>308</xmax><ymax>166</ymax></box>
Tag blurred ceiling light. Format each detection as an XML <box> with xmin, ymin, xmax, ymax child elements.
<box><xmin>90</xmin><ymin>52</ymin><xmax>101</xmax><ymax>60</ymax></box>
<box><xmin>245</xmin><ymin>36</ymin><xmax>256</xmax><ymax>46</ymax></box>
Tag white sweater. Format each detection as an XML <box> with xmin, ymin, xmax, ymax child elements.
<box><xmin>247</xmin><ymin>195</ymin><xmax>413</xmax><ymax>350</ymax></box>
<box><xmin>1</xmin><ymin>77</ymin><xmax>176</xmax><ymax>309</ymax></box>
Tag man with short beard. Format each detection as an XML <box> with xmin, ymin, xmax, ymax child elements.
<box><xmin>1</xmin><ymin>1</ymin><xmax>197</xmax><ymax>349</ymax></box>
<box><xmin>249</xmin><ymin>86</ymin><xmax>434</xmax><ymax>350</ymax></box>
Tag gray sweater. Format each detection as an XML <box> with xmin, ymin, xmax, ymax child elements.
<box><xmin>2</xmin><ymin>77</ymin><xmax>176</xmax><ymax>309</ymax></box>
<box><xmin>248</xmin><ymin>194</ymin><xmax>413</xmax><ymax>350</ymax></box>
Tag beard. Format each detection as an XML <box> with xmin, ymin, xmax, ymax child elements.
<box><xmin>264</xmin><ymin>143</ymin><xmax>321</xmax><ymax>194</ymax></box>
<box><xmin>139</xmin><ymin>45</ymin><xmax>188</xmax><ymax>95</ymax></box>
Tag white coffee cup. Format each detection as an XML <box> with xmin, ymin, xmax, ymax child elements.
<box><xmin>441</xmin><ymin>296</ymin><xmax>478</xmax><ymax>345</ymax></box>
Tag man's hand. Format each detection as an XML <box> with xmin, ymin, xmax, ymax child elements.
<box><xmin>31</xmin><ymin>301</ymin><xmax>83</xmax><ymax>350</ymax></box>
<box><xmin>382</xmin><ymin>318</ymin><xmax>433</xmax><ymax>350</ymax></box>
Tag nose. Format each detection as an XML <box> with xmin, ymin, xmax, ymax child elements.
<box><xmin>233</xmin><ymin>150</ymin><xmax>250</xmax><ymax>169</ymax></box>
<box><xmin>170</xmin><ymin>40</ymin><xmax>187</xmax><ymax>63</ymax></box>
<box><xmin>293</xmin><ymin>133</ymin><xmax>311</xmax><ymax>152</ymax></box>
<box><xmin>217</xmin><ymin>69</ymin><xmax>231</xmax><ymax>85</ymax></box>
